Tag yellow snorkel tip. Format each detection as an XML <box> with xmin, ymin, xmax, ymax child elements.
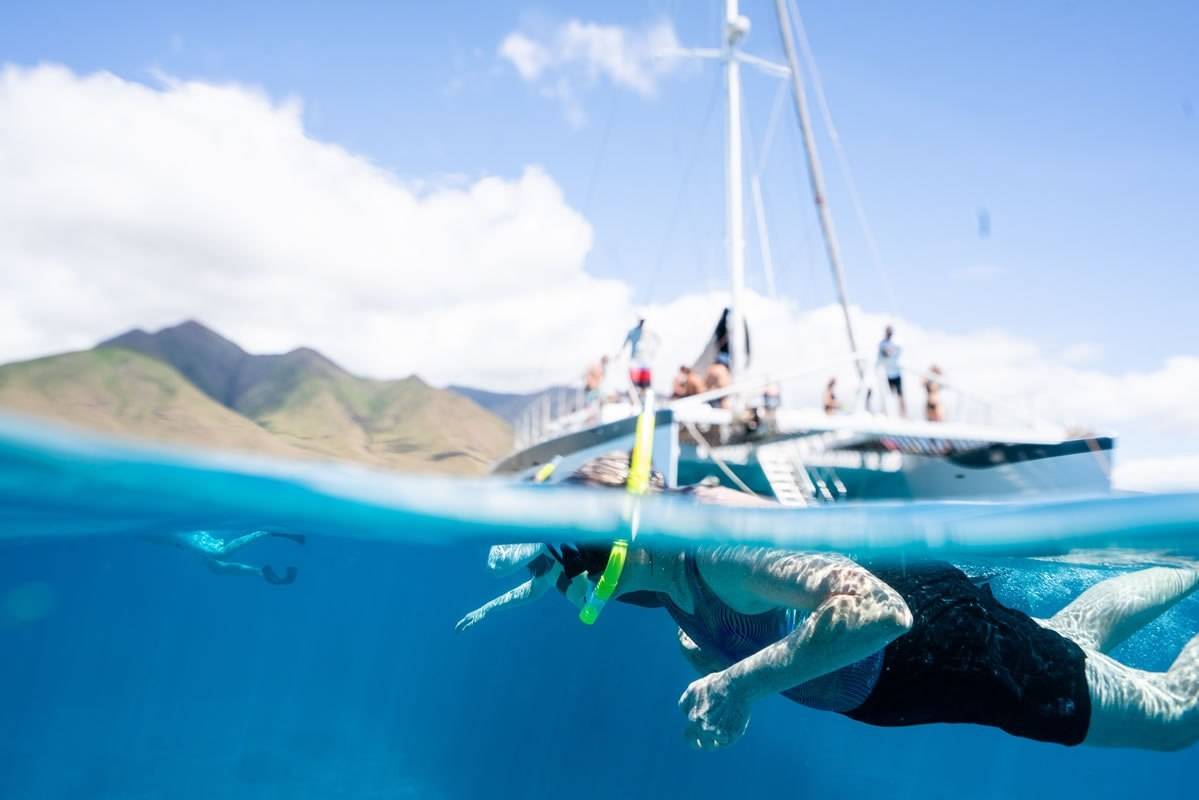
<box><xmin>626</xmin><ymin>392</ymin><xmax>656</xmax><ymax>496</ymax></box>
<box><xmin>533</xmin><ymin>459</ymin><xmax>559</xmax><ymax>484</ymax></box>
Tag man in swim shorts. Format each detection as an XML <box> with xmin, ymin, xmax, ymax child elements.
<box><xmin>620</xmin><ymin>318</ymin><xmax>660</xmax><ymax>397</ymax></box>
<box><xmin>458</xmin><ymin>454</ymin><xmax>1199</xmax><ymax>752</ymax></box>
<box><xmin>878</xmin><ymin>325</ymin><xmax>905</xmax><ymax>416</ymax></box>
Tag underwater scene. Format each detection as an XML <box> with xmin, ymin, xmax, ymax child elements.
<box><xmin>1</xmin><ymin>418</ymin><xmax>1197</xmax><ymax>800</ymax></box>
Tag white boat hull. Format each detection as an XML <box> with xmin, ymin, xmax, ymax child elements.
<box><xmin>493</xmin><ymin>406</ymin><xmax>1114</xmax><ymax>502</ymax></box>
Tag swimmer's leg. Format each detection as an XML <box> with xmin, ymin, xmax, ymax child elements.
<box><xmin>1038</xmin><ymin>567</ymin><xmax>1199</xmax><ymax>653</ymax></box>
<box><xmin>215</xmin><ymin>530</ymin><xmax>273</xmax><ymax>557</ymax></box>
<box><xmin>1084</xmin><ymin>632</ymin><xmax>1199</xmax><ymax>751</ymax></box>
<box><xmin>205</xmin><ymin>558</ymin><xmax>265</xmax><ymax>578</ymax></box>
<box><xmin>267</xmin><ymin>531</ymin><xmax>306</xmax><ymax>545</ymax></box>
<box><xmin>205</xmin><ymin>558</ymin><xmax>297</xmax><ymax>585</ymax></box>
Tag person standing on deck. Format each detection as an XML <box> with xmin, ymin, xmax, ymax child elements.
<box><xmin>878</xmin><ymin>325</ymin><xmax>906</xmax><ymax>417</ymax></box>
<box><xmin>620</xmin><ymin>318</ymin><xmax>659</xmax><ymax>399</ymax></box>
<box><xmin>822</xmin><ymin>377</ymin><xmax>840</xmax><ymax>415</ymax></box>
<box><xmin>925</xmin><ymin>365</ymin><xmax>945</xmax><ymax>422</ymax></box>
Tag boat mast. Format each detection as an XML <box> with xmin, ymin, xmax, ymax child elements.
<box><xmin>723</xmin><ymin>0</ymin><xmax>749</xmax><ymax>385</ymax></box>
<box><xmin>774</xmin><ymin>0</ymin><xmax>862</xmax><ymax>371</ymax></box>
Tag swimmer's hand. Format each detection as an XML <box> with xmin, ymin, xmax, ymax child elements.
<box><xmin>454</xmin><ymin>608</ymin><xmax>487</xmax><ymax>632</ymax></box>
<box><xmin>678</xmin><ymin>671</ymin><xmax>751</xmax><ymax>750</ymax></box>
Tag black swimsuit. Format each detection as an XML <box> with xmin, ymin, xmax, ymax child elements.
<box><xmin>846</xmin><ymin>560</ymin><xmax>1092</xmax><ymax>746</ymax></box>
<box><xmin>634</xmin><ymin>556</ymin><xmax>1092</xmax><ymax>746</ymax></box>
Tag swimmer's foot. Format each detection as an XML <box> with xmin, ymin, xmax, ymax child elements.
<box><xmin>262</xmin><ymin>565</ymin><xmax>299</xmax><ymax>585</ymax></box>
<box><xmin>269</xmin><ymin>532</ymin><xmax>306</xmax><ymax>546</ymax></box>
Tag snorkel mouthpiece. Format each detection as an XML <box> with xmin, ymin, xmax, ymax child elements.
<box><xmin>578</xmin><ymin>390</ymin><xmax>656</xmax><ymax>625</ymax></box>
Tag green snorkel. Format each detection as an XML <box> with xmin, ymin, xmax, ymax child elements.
<box><xmin>578</xmin><ymin>390</ymin><xmax>656</xmax><ymax>625</ymax></box>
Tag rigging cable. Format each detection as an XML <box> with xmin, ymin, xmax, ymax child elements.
<box><xmin>788</xmin><ymin>0</ymin><xmax>901</xmax><ymax>318</ymax></box>
<box><xmin>742</xmin><ymin>87</ymin><xmax>780</xmax><ymax>299</ymax></box>
<box><xmin>581</xmin><ymin>90</ymin><xmax>621</xmax><ymax>215</ymax></box>
<box><xmin>579</xmin><ymin>91</ymin><xmax>629</xmax><ymax>282</ymax></box>
<box><xmin>645</xmin><ymin>66</ymin><xmax>725</xmax><ymax>304</ymax></box>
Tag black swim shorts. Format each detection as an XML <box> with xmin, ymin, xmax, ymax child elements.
<box><xmin>843</xmin><ymin>560</ymin><xmax>1091</xmax><ymax>746</ymax></box>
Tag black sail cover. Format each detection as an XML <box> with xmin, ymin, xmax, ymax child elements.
<box><xmin>690</xmin><ymin>308</ymin><xmax>751</xmax><ymax>374</ymax></box>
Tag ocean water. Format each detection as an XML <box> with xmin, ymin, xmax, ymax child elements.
<box><xmin>1</xmin><ymin>415</ymin><xmax>1197</xmax><ymax>799</ymax></box>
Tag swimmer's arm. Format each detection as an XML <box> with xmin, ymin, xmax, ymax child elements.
<box><xmin>700</xmin><ymin>549</ymin><xmax>912</xmax><ymax>702</ymax></box>
<box><xmin>454</xmin><ymin>573</ymin><xmax>556</xmax><ymax>632</ymax></box>
<box><xmin>485</xmin><ymin>543</ymin><xmax>546</xmax><ymax>577</ymax></box>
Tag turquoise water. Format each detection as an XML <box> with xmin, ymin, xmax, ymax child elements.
<box><xmin>1</xmin><ymin>414</ymin><xmax>1197</xmax><ymax>798</ymax></box>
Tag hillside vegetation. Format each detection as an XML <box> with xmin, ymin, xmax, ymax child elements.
<box><xmin>0</xmin><ymin>322</ymin><xmax>513</xmax><ymax>475</ymax></box>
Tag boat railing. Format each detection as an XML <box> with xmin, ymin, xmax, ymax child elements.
<box><xmin>677</xmin><ymin>351</ymin><xmax>1064</xmax><ymax>434</ymax></box>
<box><xmin>511</xmin><ymin>352</ymin><xmax>1068</xmax><ymax>454</ymax></box>
<box><xmin>512</xmin><ymin>387</ymin><xmax>641</xmax><ymax>452</ymax></box>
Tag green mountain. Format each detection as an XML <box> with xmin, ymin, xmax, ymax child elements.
<box><xmin>0</xmin><ymin>347</ymin><xmax>308</xmax><ymax>458</ymax></box>
<box><xmin>0</xmin><ymin>322</ymin><xmax>513</xmax><ymax>475</ymax></box>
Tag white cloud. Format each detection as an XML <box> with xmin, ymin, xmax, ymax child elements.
<box><xmin>1113</xmin><ymin>455</ymin><xmax>1199</xmax><ymax>493</ymax></box>
<box><xmin>498</xmin><ymin>32</ymin><xmax>551</xmax><ymax>81</ymax></box>
<box><xmin>0</xmin><ymin>64</ymin><xmax>630</xmax><ymax>389</ymax></box>
<box><xmin>498</xmin><ymin>18</ymin><xmax>681</xmax><ymax>124</ymax></box>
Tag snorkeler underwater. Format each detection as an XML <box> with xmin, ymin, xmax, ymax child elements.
<box><xmin>458</xmin><ymin>453</ymin><xmax>1199</xmax><ymax>753</ymax></box>
<box><xmin>2</xmin><ymin>1</ymin><xmax>1199</xmax><ymax>798</ymax></box>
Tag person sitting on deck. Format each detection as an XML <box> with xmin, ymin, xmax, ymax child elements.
<box><xmin>457</xmin><ymin>453</ymin><xmax>1199</xmax><ymax>753</ymax></box>
<box><xmin>584</xmin><ymin>356</ymin><xmax>608</xmax><ymax>405</ymax></box>
<box><xmin>705</xmin><ymin>355</ymin><xmax>732</xmax><ymax>408</ymax></box>
<box><xmin>672</xmin><ymin>365</ymin><xmax>705</xmax><ymax>399</ymax></box>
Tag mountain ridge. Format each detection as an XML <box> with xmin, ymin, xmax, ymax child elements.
<box><xmin>2</xmin><ymin>321</ymin><xmax>513</xmax><ymax>475</ymax></box>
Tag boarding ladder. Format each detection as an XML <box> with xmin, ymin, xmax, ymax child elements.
<box><xmin>756</xmin><ymin>441</ymin><xmax>819</xmax><ymax>507</ymax></box>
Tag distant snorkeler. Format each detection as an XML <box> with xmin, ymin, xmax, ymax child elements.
<box><xmin>167</xmin><ymin>529</ymin><xmax>306</xmax><ymax>585</ymax></box>
<box><xmin>457</xmin><ymin>453</ymin><xmax>1199</xmax><ymax>752</ymax></box>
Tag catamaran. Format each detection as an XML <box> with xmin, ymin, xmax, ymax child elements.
<box><xmin>493</xmin><ymin>0</ymin><xmax>1114</xmax><ymax>504</ymax></box>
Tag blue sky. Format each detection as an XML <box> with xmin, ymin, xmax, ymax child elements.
<box><xmin>4</xmin><ymin>0</ymin><xmax>1195</xmax><ymax>371</ymax></box>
